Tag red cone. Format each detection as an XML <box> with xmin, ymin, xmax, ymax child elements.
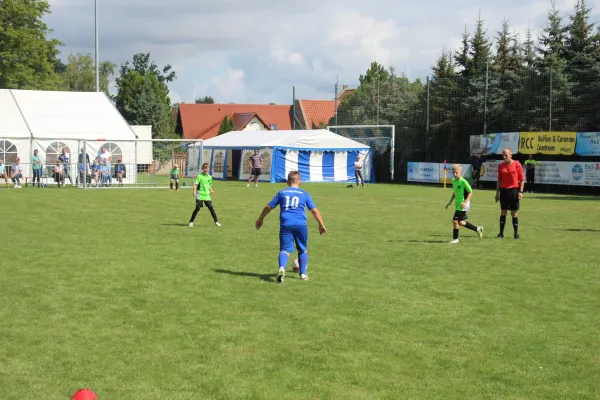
<box><xmin>72</xmin><ymin>389</ymin><xmax>97</xmax><ymax>400</ymax></box>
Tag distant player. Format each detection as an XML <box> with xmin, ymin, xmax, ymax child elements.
<box><xmin>524</xmin><ymin>154</ymin><xmax>536</xmax><ymax>193</ymax></box>
<box><xmin>255</xmin><ymin>171</ymin><xmax>327</xmax><ymax>283</ymax></box>
<box><xmin>189</xmin><ymin>163</ymin><xmax>221</xmax><ymax>227</ymax></box>
<box><xmin>247</xmin><ymin>149</ymin><xmax>262</xmax><ymax>187</ymax></box>
<box><xmin>445</xmin><ymin>164</ymin><xmax>483</xmax><ymax>244</ymax></box>
<box><xmin>170</xmin><ymin>164</ymin><xmax>180</xmax><ymax>191</ymax></box>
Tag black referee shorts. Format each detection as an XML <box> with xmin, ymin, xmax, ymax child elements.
<box><xmin>499</xmin><ymin>188</ymin><xmax>520</xmax><ymax>210</ymax></box>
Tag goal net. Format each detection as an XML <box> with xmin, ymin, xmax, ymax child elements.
<box><xmin>327</xmin><ymin>125</ymin><xmax>395</xmax><ymax>181</ymax></box>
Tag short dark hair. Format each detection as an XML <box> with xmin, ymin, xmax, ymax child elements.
<box><xmin>202</xmin><ymin>162</ymin><xmax>209</xmax><ymax>168</ymax></box>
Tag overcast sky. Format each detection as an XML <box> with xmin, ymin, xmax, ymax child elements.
<box><xmin>45</xmin><ymin>0</ymin><xmax>600</xmax><ymax>105</ymax></box>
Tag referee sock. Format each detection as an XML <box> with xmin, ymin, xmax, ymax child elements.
<box><xmin>298</xmin><ymin>252</ymin><xmax>309</xmax><ymax>275</ymax></box>
<box><xmin>453</xmin><ymin>229</ymin><xmax>459</xmax><ymax>240</ymax></box>
<box><xmin>278</xmin><ymin>251</ymin><xmax>290</xmax><ymax>270</ymax></box>
<box><xmin>464</xmin><ymin>222</ymin><xmax>478</xmax><ymax>232</ymax></box>
<box><xmin>512</xmin><ymin>217</ymin><xmax>519</xmax><ymax>234</ymax></box>
<box><xmin>499</xmin><ymin>216</ymin><xmax>506</xmax><ymax>235</ymax></box>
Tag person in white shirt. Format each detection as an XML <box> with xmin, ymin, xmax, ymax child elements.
<box><xmin>11</xmin><ymin>157</ymin><xmax>23</xmax><ymax>188</ymax></box>
<box><xmin>99</xmin><ymin>147</ymin><xmax>112</xmax><ymax>164</ymax></box>
<box><xmin>354</xmin><ymin>155</ymin><xmax>365</xmax><ymax>188</ymax></box>
<box><xmin>53</xmin><ymin>159</ymin><xmax>65</xmax><ymax>187</ymax></box>
<box><xmin>0</xmin><ymin>159</ymin><xmax>9</xmax><ymax>187</ymax></box>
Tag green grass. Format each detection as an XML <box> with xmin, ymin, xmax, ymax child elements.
<box><xmin>0</xmin><ymin>183</ymin><xmax>599</xmax><ymax>400</ymax></box>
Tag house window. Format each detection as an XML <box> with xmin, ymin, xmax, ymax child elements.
<box><xmin>270</xmin><ymin>124</ymin><xmax>278</xmax><ymax>130</ymax></box>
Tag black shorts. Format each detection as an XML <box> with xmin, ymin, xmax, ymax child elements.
<box><xmin>500</xmin><ymin>188</ymin><xmax>520</xmax><ymax>210</ymax></box>
<box><xmin>251</xmin><ymin>168</ymin><xmax>261</xmax><ymax>176</ymax></box>
<box><xmin>453</xmin><ymin>211</ymin><xmax>468</xmax><ymax>222</ymax></box>
<box><xmin>170</xmin><ymin>174</ymin><xmax>179</xmax><ymax>180</ymax></box>
<box><xmin>196</xmin><ymin>199</ymin><xmax>212</xmax><ymax>208</ymax></box>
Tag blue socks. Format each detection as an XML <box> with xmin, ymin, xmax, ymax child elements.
<box><xmin>278</xmin><ymin>251</ymin><xmax>289</xmax><ymax>270</ymax></box>
<box><xmin>298</xmin><ymin>252</ymin><xmax>308</xmax><ymax>275</ymax></box>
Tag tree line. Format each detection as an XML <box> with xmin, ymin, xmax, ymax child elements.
<box><xmin>331</xmin><ymin>0</ymin><xmax>600</xmax><ymax>165</ymax></box>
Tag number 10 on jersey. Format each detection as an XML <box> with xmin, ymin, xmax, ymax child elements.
<box><xmin>284</xmin><ymin>196</ymin><xmax>299</xmax><ymax>210</ymax></box>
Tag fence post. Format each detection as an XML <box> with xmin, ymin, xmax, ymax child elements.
<box><xmin>426</xmin><ymin>76</ymin><xmax>430</xmax><ymax>162</ymax></box>
<box><xmin>83</xmin><ymin>139</ymin><xmax>87</xmax><ymax>190</ymax></box>
<box><xmin>549</xmin><ymin>66</ymin><xmax>553</xmax><ymax>131</ymax></box>
<box><xmin>484</xmin><ymin>62</ymin><xmax>489</xmax><ymax>135</ymax></box>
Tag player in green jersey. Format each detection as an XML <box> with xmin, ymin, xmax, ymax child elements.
<box><xmin>445</xmin><ymin>164</ymin><xmax>483</xmax><ymax>244</ymax></box>
<box><xmin>189</xmin><ymin>163</ymin><xmax>221</xmax><ymax>227</ymax></box>
<box><xmin>170</xmin><ymin>164</ymin><xmax>180</xmax><ymax>191</ymax></box>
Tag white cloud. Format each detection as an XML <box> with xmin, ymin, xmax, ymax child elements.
<box><xmin>43</xmin><ymin>0</ymin><xmax>600</xmax><ymax>104</ymax></box>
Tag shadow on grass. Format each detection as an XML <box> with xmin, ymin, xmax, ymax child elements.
<box><xmin>533</xmin><ymin>195</ymin><xmax>599</xmax><ymax>201</ymax></box>
<box><xmin>554</xmin><ymin>228</ymin><xmax>600</xmax><ymax>233</ymax></box>
<box><xmin>214</xmin><ymin>269</ymin><xmax>277</xmax><ymax>282</ymax></box>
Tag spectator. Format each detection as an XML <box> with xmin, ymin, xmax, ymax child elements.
<box><xmin>247</xmin><ymin>149</ymin><xmax>262</xmax><ymax>187</ymax></box>
<box><xmin>31</xmin><ymin>149</ymin><xmax>42</xmax><ymax>187</ymax></box>
<box><xmin>99</xmin><ymin>147</ymin><xmax>112</xmax><ymax>164</ymax></box>
<box><xmin>471</xmin><ymin>153</ymin><xmax>484</xmax><ymax>189</ymax></box>
<box><xmin>524</xmin><ymin>154</ymin><xmax>537</xmax><ymax>193</ymax></box>
<box><xmin>11</xmin><ymin>157</ymin><xmax>23</xmax><ymax>188</ymax></box>
<box><xmin>58</xmin><ymin>148</ymin><xmax>73</xmax><ymax>185</ymax></box>
<box><xmin>114</xmin><ymin>158</ymin><xmax>126</xmax><ymax>187</ymax></box>
<box><xmin>53</xmin><ymin>159</ymin><xmax>65</xmax><ymax>187</ymax></box>
<box><xmin>90</xmin><ymin>157</ymin><xmax>101</xmax><ymax>186</ymax></box>
<box><xmin>354</xmin><ymin>155</ymin><xmax>365</xmax><ymax>188</ymax></box>
<box><xmin>79</xmin><ymin>161</ymin><xmax>91</xmax><ymax>185</ymax></box>
<box><xmin>101</xmin><ymin>158</ymin><xmax>112</xmax><ymax>186</ymax></box>
<box><xmin>0</xmin><ymin>159</ymin><xmax>9</xmax><ymax>187</ymax></box>
<box><xmin>76</xmin><ymin>149</ymin><xmax>90</xmax><ymax>185</ymax></box>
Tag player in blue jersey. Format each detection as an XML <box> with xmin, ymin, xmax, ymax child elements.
<box><xmin>255</xmin><ymin>171</ymin><xmax>327</xmax><ymax>283</ymax></box>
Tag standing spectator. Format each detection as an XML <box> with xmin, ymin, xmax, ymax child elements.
<box><xmin>354</xmin><ymin>155</ymin><xmax>365</xmax><ymax>188</ymax></box>
<box><xmin>99</xmin><ymin>147</ymin><xmax>112</xmax><ymax>164</ymax></box>
<box><xmin>31</xmin><ymin>149</ymin><xmax>42</xmax><ymax>187</ymax></box>
<box><xmin>53</xmin><ymin>159</ymin><xmax>65</xmax><ymax>187</ymax></box>
<box><xmin>11</xmin><ymin>157</ymin><xmax>23</xmax><ymax>188</ymax></box>
<box><xmin>114</xmin><ymin>158</ymin><xmax>126</xmax><ymax>187</ymax></box>
<box><xmin>58</xmin><ymin>148</ymin><xmax>73</xmax><ymax>185</ymax></box>
<box><xmin>524</xmin><ymin>154</ymin><xmax>537</xmax><ymax>193</ymax></box>
<box><xmin>247</xmin><ymin>149</ymin><xmax>262</xmax><ymax>187</ymax></box>
<box><xmin>0</xmin><ymin>159</ymin><xmax>9</xmax><ymax>187</ymax></box>
<box><xmin>495</xmin><ymin>148</ymin><xmax>525</xmax><ymax>239</ymax></box>
<box><xmin>76</xmin><ymin>149</ymin><xmax>90</xmax><ymax>185</ymax></box>
<box><xmin>471</xmin><ymin>153</ymin><xmax>484</xmax><ymax>189</ymax></box>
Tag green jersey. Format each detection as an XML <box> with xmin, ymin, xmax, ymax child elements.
<box><xmin>524</xmin><ymin>159</ymin><xmax>537</xmax><ymax>169</ymax></box>
<box><xmin>195</xmin><ymin>173</ymin><xmax>212</xmax><ymax>200</ymax></box>
<box><xmin>451</xmin><ymin>176</ymin><xmax>472</xmax><ymax>211</ymax></box>
<box><xmin>170</xmin><ymin>167</ymin><xmax>180</xmax><ymax>176</ymax></box>
<box><xmin>31</xmin><ymin>155</ymin><xmax>41</xmax><ymax>169</ymax></box>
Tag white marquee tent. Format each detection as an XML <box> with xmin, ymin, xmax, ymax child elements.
<box><xmin>189</xmin><ymin>129</ymin><xmax>373</xmax><ymax>183</ymax></box>
<box><xmin>0</xmin><ymin>89</ymin><xmax>140</xmax><ymax>180</ymax></box>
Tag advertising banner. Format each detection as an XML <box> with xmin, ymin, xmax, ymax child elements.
<box><xmin>575</xmin><ymin>132</ymin><xmax>600</xmax><ymax>156</ymax></box>
<box><xmin>490</xmin><ymin>132</ymin><xmax>520</xmax><ymax>154</ymax></box>
<box><xmin>470</xmin><ymin>134</ymin><xmax>496</xmax><ymax>155</ymax></box>
<box><xmin>407</xmin><ymin>162</ymin><xmax>440</xmax><ymax>183</ymax></box>
<box><xmin>519</xmin><ymin>132</ymin><xmax>577</xmax><ymax>155</ymax></box>
<box><xmin>478</xmin><ymin>160</ymin><xmax>501</xmax><ymax>182</ymax></box>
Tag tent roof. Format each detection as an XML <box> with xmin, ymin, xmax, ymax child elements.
<box><xmin>200</xmin><ymin>129</ymin><xmax>370</xmax><ymax>150</ymax></box>
<box><xmin>0</xmin><ymin>89</ymin><xmax>137</xmax><ymax>139</ymax></box>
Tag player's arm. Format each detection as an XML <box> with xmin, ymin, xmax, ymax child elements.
<box><xmin>255</xmin><ymin>205</ymin><xmax>273</xmax><ymax>230</ymax></box>
<box><xmin>495</xmin><ymin>170</ymin><xmax>501</xmax><ymax>202</ymax></box>
<box><xmin>517</xmin><ymin>164</ymin><xmax>525</xmax><ymax>198</ymax></box>
<box><xmin>310</xmin><ymin>208</ymin><xmax>327</xmax><ymax>235</ymax></box>
<box><xmin>446</xmin><ymin>193</ymin><xmax>455</xmax><ymax>209</ymax></box>
<box><xmin>193</xmin><ymin>183</ymin><xmax>197</xmax><ymax>198</ymax></box>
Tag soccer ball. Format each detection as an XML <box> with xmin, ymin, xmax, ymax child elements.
<box><xmin>292</xmin><ymin>258</ymin><xmax>300</xmax><ymax>272</ymax></box>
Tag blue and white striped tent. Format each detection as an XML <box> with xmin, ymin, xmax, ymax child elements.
<box><xmin>189</xmin><ymin>129</ymin><xmax>374</xmax><ymax>183</ymax></box>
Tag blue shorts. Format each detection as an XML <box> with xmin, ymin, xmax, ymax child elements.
<box><xmin>279</xmin><ymin>225</ymin><xmax>308</xmax><ymax>254</ymax></box>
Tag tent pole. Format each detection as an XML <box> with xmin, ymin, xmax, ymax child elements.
<box><xmin>83</xmin><ymin>140</ymin><xmax>87</xmax><ymax>190</ymax></box>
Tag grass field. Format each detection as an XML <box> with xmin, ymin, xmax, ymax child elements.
<box><xmin>1</xmin><ymin>182</ymin><xmax>599</xmax><ymax>399</ymax></box>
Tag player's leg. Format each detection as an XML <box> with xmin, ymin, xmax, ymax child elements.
<box><xmin>359</xmin><ymin>170</ymin><xmax>365</xmax><ymax>187</ymax></box>
<box><xmin>451</xmin><ymin>214</ymin><xmax>460</xmax><ymax>243</ymax></box>
<box><xmin>458</xmin><ymin>216</ymin><xmax>483</xmax><ymax>239</ymax></box>
<box><xmin>511</xmin><ymin>192</ymin><xmax>520</xmax><ymax>239</ymax></box>
<box><xmin>175</xmin><ymin>178</ymin><xmax>179</xmax><ymax>191</ymax></box>
<box><xmin>247</xmin><ymin>173</ymin><xmax>253</xmax><ymax>187</ymax></box>
<box><xmin>204</xmin><ymin>201</ymin><xmax>220</xmax><ymax>226</ymax></box>
<box><xmin>254</xmin><ymin>169</ymin><xmax>259</xmax><ymax>186</ymax></box>
<box><xmin>355</xmin><ymin>170</ymin><xmax>360</xmax><ymax>187</ymax></box>
<box><xmin>170</xmin><ymin>174</ymin><xmax>174</xmax><ymax>190</ymax></box>
<box><xmin>498</xmin><ymin>190</ymin><xmax>508</xmax><ymax>238</ymax></box>
<box><xmin>294</xmin><ymin>225</ymin><xmax>309</xmax><ymax>279</ymax></box>
<box><xmin>189</xmin><ymin>199</ymin><xmax>202</xmax><ymax>226</ymax></box>
<box><xmin>278</xmin><ymin>228</ymin><xmax>294</xmax><ymax>283</ymax></box>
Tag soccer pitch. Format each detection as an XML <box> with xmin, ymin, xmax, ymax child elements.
<box><xmin>1</xmin><ymin>183</ymin><xmax>598</xmax><ymax>399</ymax></box>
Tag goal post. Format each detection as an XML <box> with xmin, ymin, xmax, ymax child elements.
<box><xmin>76</xmin><ymin>138</ymin><xmax>204</xmax><ymax>189</ymax></box>
<box><xmin>327</xmin><ymin>125</ymin><xmax>395</xmax><ymax>181</ymax></box>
